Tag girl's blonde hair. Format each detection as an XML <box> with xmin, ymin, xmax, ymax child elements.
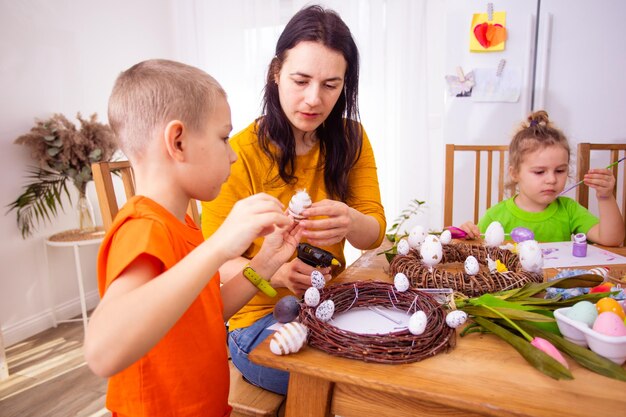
<box><xmin>108</xmin><ymin>59</ymin><xmax>226</xmax><ymax>159</ymax></box>
<box><xmin>506</xmin><ymin>110</ymin><xmax>570</xmax><ymax>195</ymax></box>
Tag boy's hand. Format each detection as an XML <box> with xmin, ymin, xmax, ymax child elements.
<box><xmin>214</xmin><ymin>193</ymin><xmax>293</xmax><ymax>260</ymax></box>
<box><xmin>584</xmin><ymin>168</ymin><xmax>616</xmax><ymax>199</ymax></box>
<box><xmin>459</xmin><ymin>221</ymin><xmax>481</xmax><ymax>239</ymax></box>
<box><xmin>255</xmin><ymin>221</ymin><xmax>303</xmax><ymax>274</ymax></box>
<box><xmin>269</xmin><ymin>258</ymin><xmax>332</xmax><ymax>295</ymax></box>
<box><xmin>299</xmin><ymin>199</ymin><xmax>352</xmax><ymax>246</ymax></box>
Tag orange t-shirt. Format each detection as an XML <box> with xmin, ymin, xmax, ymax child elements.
<box><xmin>97</xmin><ymin>196</ymin><xmax>231</xmax><ymax>417</ymax></box>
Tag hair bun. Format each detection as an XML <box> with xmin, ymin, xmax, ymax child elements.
<box><xmin>528</xmin><ymin>110</ymin><xmax>549</xmax><ymax>128</ymax></box>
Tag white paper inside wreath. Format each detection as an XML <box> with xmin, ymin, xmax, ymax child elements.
<box><xmin>329</xmin><ymin>307</ymin><xmax>410</xmax><ymax>334</ymax></box>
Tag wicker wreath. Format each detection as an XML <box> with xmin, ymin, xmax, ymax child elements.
<box><xmin>299</xmin><ymin>280</ymin><xmax>456</xmax><ymax>364</ymax></box>
<box><xmin>389</xmin><ymin>241</ymin><xmax>543</xmax><ymax>297</ymax></box>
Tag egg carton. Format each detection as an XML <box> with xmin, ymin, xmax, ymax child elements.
<box><xmin>554</xmin><ymin>307</ymin><xmax>626</xmax><ymax>365</ymax></box>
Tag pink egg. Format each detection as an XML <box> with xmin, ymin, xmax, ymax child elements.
<box><xmin>592</xmin><ymin>312</ymin><xmax>626</xmax><ymax>337</ymax></box>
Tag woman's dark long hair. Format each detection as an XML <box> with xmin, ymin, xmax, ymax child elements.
<box><xmin>258</xmin><ymin>4</ymin><xmax>362</xmax><ymax>201</ymax></box>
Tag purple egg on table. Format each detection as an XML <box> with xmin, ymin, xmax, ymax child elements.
<box><xmin>273</xmin><ymin>295</ymin><xmax>301</xmax><ymax>323</ymax></box>
<box><xmin>511</xmin><ymin>227</ymin><xmax>534</xmax><ymax>243</ymax></box>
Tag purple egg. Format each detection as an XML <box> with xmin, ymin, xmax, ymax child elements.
<box><xmin>511</xmin><ymin>227</ymin><xmax>534</xmax><ymax>243</ymax></box>
<box><xmin>273</xmin><ymin>295</ymin><xmax>301</xmax><ymax>323</ymax></box>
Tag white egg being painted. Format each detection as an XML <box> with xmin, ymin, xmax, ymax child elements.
<box><xmin>484</xmin><ymin>221</ymin><xmax>505</xmax><ymax>247</ymax></box>
<box><xmin>397</xmin><ymin>238</ymin><xmax>410</xmax><ymax>255</ymax></box>
<box><xmin>310</xmin><ymin>270</ymin><xmax>326</xmax><ymax>290</ymax></box>
<box><xmin>464</xmin><ymin>256</ymin><xmax>480</xmax><ymax>275</ymax></box>
<box><xmin>394</xmin><ymin>272</ymin><xmax>410</xmax><ymax>292</ymax></box>
<box><xmin>408</xmin><ymin>225</ymin><xmax>428</xmax><ymax>249</ymax></box>
<box><xmin>408</xmin><ymin>310</ymin><xmax>428</xmax><ymax>335</ymax></box>
<box><xmin>269</xmin><ymin>322</ymin><xmax>308</xmax><ymax>355</ymax></box>
<box><xmin>439</xmin><ymin>229</ymin><xmax>452</xmax><ymax>245</ymax></box>
<box><xmin>315</xmin><ymin>299</ymin><xmax>335</xmax><ymax>322</ymax></box>
<box><xmin>518</xmin><ymin>239</ymin><xmax>543</xmax><ymax>273</ymax></box>
<box><xmin>420</xmin><ymin>235</ymin><xmax>443</xmax><ymax>268</ymax></box>
<box><xmin>445</xmin><ymin>310</ymin><xmax>468</xmax><ymax>328</ymax></box>
<box><xmin>304</xmin><ymin>287</ymin><xmax>320</xmax><ymax>307</ymax></box>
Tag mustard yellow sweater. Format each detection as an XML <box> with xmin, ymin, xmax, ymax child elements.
<box><xmin>202</xmin><ymin>121</ymin><xmax>386</xmax><ymax>330</ymax></box>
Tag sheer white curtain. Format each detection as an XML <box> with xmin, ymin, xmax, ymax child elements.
<box><xmin>173</xmin><ymin>0</ymin><xmax>442</xmax><ymax>239</ymax></box>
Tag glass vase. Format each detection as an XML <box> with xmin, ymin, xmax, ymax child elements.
<box><xmin>77</xmin><ymin>191</ymin><xmax>96</xmax><ymax>233</ymax></box>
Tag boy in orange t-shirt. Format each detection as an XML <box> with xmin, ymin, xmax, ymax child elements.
<box><xmin>84</xmin><ymin>59</ymin><xmax>301</xmax><ymax>417</ymax></box>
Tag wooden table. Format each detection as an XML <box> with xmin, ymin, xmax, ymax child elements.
<box><xmin>250</xmin><ymin>244</ymin><xmax>626</xmax><ymax>417</ymax></box>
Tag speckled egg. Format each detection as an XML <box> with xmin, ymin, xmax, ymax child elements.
<box><xmin>484</xmin><ymin>221</ymin><xmax>505</xmax><ymax>247</ymax></box>
<box><xmin>596</xmin><ymin>297</ymin><xmax>626</xmax><ymax>319</ymax></box>
<box><xmin>518</xmin><ymin>239</ymin><xmax>543</xmax><ymax>273</ymax></box>
<box><xmin>464</xmin><ymin>256</ymin><xmax>480</xmax><ymax>275</ymax></box>
<box><xmin>564</xmin><ymin>301</ymin><xmax>598</xmax><ymax>327</ymax></box>
<box><xmin>315</xmin><ymin>299</ymin><xmax>335</xmax><ymax>322</ymax></box>
<box><xmin>269</xmin><ymin>322</ymin><xmax>308</xmax><ymax>355</ymax></box>
<box><xmin>445</xmin><ymin>310</ymin><xmax>468</xmax><ymax>328</ymax></box>
<box><xmin>310</xmin><ymin>270</ymin><xmax>326</xmax><ymax>290</ymax></box>
<box><xmin>408</xmin><ymin>310</ymin><xmax>428</xmax><ymax>335</ymax></box>
<box><xmin>394</xmin><ymin>272</ymin><xmax>410</xmax><ymax>292</ymax></box>
<box><xmin>273</xmin><ymin>295</ymin><xmax>301</xmax><ymax>323</ymax></box>
<box><xmin>439</xmin><ymin>229</ymin><xmax>452</xmax><ymax>245</ymax></box>
<box><xmin>397</xmin><ymin>238</ymin><xmax>410</xmax><ymax>255</ymax></box>
<box><xmin>408</xmin><ymin>225</ymin><xmax>427</xmax><ymax>249</ymax></box>
<box><xmin>592</xmin><ymin>312</ymin><xmax>626</xmax><ymax>337</ymax></box>
<box><xmin>420</xmin><ymin>236</ymin><xmax>443</xmax><ymax>268</ymax></box>
<box><xmin>304</xmin><ymin>287</ymin><xmax>320</xmax><ymax>307</ymax></box>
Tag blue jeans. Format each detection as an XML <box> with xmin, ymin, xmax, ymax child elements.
<box><xmin>228</xmin><ymin>313</ymin><xmax>290</xmax><ymax>395</ymax></box>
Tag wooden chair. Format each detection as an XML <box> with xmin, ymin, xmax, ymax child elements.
<box><xmin>91</xmin><ymin>160</ymin><xmax>284</xmax><ymax>416</ymax></box>
<box><xmin>91</xmin><ymin>161</ymin><xmax>200</xmax><ymax>230</ymax></box>
<box><xmin>444</xmin><ymin>144</ymin><xmax>509</xmax><ymax>227</ymax></box>
<box><xmin>575</xmin><ymin>143</ymin><xmax>626</xmax><ymax>245</ymax></box>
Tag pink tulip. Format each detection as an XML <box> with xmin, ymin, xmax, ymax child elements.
<box><xmin>531</xmin><ymin>337</ymin><xmax>569</xmax><ymax>369</ymax></box>
<box><xmin>446</xmin><ymin>226</ymin><xmax>468</xmax><ymax>239</ymax></box>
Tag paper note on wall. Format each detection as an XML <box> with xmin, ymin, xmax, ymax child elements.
<box><xmin>470</xmin><ymin>11</ymin><xmax>507</xmax><ymax>52</ymax></box>
<box><xmin>471</xmin><ymin>67</ymin><xmax>521</xmax><ymax>102</ymax></box>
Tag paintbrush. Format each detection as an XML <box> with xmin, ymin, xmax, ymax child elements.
<box><xmin>559</xmin><ymin>156</ymin><xmax>626</xmax><ymax>196</ymax></box>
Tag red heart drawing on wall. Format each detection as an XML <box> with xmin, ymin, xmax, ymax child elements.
<box><xmin>474</xmin><ymin>22</ymin><xmax>507</xmax><ymax>48</ymax></box>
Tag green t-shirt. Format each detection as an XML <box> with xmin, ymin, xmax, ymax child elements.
<box><xmin>477</xmin><ymin>196</ymin><xmax>599</xmax><ymax>242</ymax></box>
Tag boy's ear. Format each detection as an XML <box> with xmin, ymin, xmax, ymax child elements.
<box><xmin>163</xmin><ymin>120</ymin><xmax>186</xmax><ymax>161</ymax></box>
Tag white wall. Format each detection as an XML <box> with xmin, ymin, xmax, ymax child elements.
<box><xmin>0</xmin><ymin>0</ymin><xmax>176</xmax><ymax>345</ymax></box>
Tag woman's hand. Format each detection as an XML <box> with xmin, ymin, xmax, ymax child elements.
<box><xmin>298</xmin><ymin>199</ymin><xmax>353</xmax><ymax>247</ymax></box>
<box><xmin>270</xmin><ymin>258</ymin><xmax>332</xmax><ymax>295</ymax></box>
<box><xmin>584</xmin><ymin>168</ymin><xmax>616</xmax><ymax>199</ymax></box>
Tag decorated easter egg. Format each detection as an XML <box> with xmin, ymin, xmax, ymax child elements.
<box><xmin>565</xmin><ymin>301</ymin><xmax>598</xmax><ymax>327</ymax></box>
<box><xmin>310</xmin><ymin>270</ymin><xmax>326</xmax><ymax>290</ymax></box>
<box><xmin>592</xmin><ymin>312</ymin><xmax>626</xmax><ymax>337</ymax></box>
<box><xmin>517</xmin><ymin>240</ymin><xmax>543</xmax><ymax>273</ymax></box>
<box><xmin>394</xmin><ymin>272</ymin><xmax>410</xmax><ymax>292</ymax></box>
<box><xmin>304</xmin><ymin>287</ymin><xmax>320</xmax><ymax>307</ymax></box>
<box><xmin>408</xmin><ymin>225</ymin><xmax>427</xmax><ymax>249</ymax></box>
<box><xmin>408</xmin><ymin>310</ymin><xmax>428</xmax><ymax>335</ymax></box>
<box><xmin>420</xmin><ymin>236</ymin><xmax>443</xmax><ymax>268</ymax></box>
<box><xmin>288</xmin><ymin>190</ymin><xmax>312</xmax><ymax>220</ymax></box>
<box><xmin>439</xmin><ymin>229</ymin><xmax>452</xmax><ymax>245</ymax></box>
<box><xmin>273</xmin><ymin>295</ymin><xmax>301</xmax><ymax>323</ymax></box>
<box><xmin>587</xmin><ymin>267</ymin><xmax>609</xmax><ymax>278</ymax></box>
<box><xmin>269</xmin><ymin>321</ymin><xmax>308</xmax><ymax>355</ymax></box>
<box><xmin>445</xmin><ymin>310</ymin><xmax>468</xmax><ymax>328</ymax></box>
<box><xmin>315</xmin><ymin>299</ymin><xmax>335</xmax><ymax>322</ymax></box>
<box><xmin>596</xmin><ymin>297</ymin><xmax>626</xmax><ymax>319</ymax></box>
<box><xmin>484</xmin><ymin>221</ymin><xmax>505</xmax><ymax>247</ymax></box>
<box><xmin>510</xmin><ymin>227</ymin><xmax>534</xmax><ymax>243</ymax></box>
<box><xmin>397</xmin><ymin>238</ymin><xmax>410</xmax><ymax>255</ymax></box>
<box><xmin>589</xmin><ymin>283</ymin><xmax>615</xmax><ymax>294</ymax></box>
<box><xmin>464</xmin><ymin>255</ymin><xmax>480</xmax><ymax>276</ymax></box>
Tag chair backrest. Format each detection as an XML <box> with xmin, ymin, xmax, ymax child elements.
<box><xmin>92</xmin><ymin>161</ymin><xmax>200</xmax><ymax>231</ymax></box>
<box><xmin>444</xmin><ymin>144</ymin><xmax>509</xmax><ymax>227</ymax></box>
<box><xmin>575</xmin><ymin>142</ymin><xmax>626</xmax><ymax>244</ymax></box>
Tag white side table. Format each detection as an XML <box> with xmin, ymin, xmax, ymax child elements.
<box><xmin>44</xmin><ymin>228</ymin><xmax>105</xmax><ymax>334</ymax></box>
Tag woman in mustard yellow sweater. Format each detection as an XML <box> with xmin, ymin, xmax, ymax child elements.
<box><xmin>202</xmin><ymin>5</ymin><xmax>386</xmax><ymax>395</ymax></box>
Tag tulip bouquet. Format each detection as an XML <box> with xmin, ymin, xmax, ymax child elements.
<box><xmin>454</xmin><ymin>276</ymin><xmax>626</xmax><ymax>381</ymax></box>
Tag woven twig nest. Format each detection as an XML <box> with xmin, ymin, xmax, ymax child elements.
<box><xmin>389</xmin><ymin>241</ymin><xmax>543</xmax><ymax>297</ymax></box>
<box><xmin>299</xmin><ymin>280</ymin><xmax>456</xmax><ymax>364</ymax></box>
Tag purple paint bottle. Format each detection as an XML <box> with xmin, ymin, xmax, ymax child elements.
<box><xmin>572</xmin><ymin>233</ymin><xmax>587</xmax><ymax>257</ymax></box>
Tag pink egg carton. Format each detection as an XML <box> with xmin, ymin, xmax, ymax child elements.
<box><xmin>554</xmin><ymin>307</ymin><xmax>626</xmax><ymax>365</ymax></box>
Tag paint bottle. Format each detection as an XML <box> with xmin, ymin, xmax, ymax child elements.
<box><xmin>572</xmin><ymin>233</ymin><xmax>587</xmax><ymax>257</ymax></box>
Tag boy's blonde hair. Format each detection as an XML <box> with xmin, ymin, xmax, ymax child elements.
<box><xmin>108</xmin><ymin>59</ymin><xmax>226</xmax><ymax>158</ymax></box>
<box><xmin>506</xmin><ymin>110</ymin><xmax>571</xmax><ymax>195</ymax></box>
